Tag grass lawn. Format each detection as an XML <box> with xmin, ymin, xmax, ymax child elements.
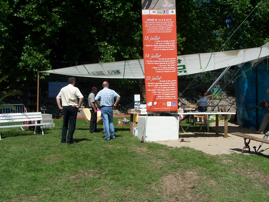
<box><xmin>1</xmin><ymin>116</ymin><xmax>269</xmax><ymax>201</ymax></box>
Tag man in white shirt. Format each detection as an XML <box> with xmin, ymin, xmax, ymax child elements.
<box><xmin>56</xmin><ymin>77</ymin><xmax>84</xmax><ymax>144</ymax></box>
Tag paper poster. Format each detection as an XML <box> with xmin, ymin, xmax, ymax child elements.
<box><xmin>142</xmin><ymin>0</ymin><xmax>178</xmax><ymax>111</ymax></box>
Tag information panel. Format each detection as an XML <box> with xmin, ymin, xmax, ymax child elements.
<box><xmin>142</xmin><ymin>0</ymin><xmax>178</xmax><ymax>111</ymax></box>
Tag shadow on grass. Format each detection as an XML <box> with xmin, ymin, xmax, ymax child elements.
<box><xmin>115</xmin><ymin>128</ymin><xmax>130</xmax><ymax>132</ymax></box>
<box><xmin>98</xmin><ymin>134</ymin><xmax>124</xmax><ymax>140</ymax></box>
<box><xmin>230</xmin><ymin>148</ymin><xmax>269</xmax><ymax>158</ymax></box>
<box><xmin>0</xmin><ymin>129</ymin><xmax>44</xmax><ymax>138</ymax></box>
<box><xmin>74</xmin><ymin>128</ymin><xmax>129</xmax><ymax>133</ymax></box>
<box><xmin>73</xmin><ymin>138</ymin><xmax>92</xmax><ymax>143</ymax></box>
<box><xmin>115</xmin><ymin>134</ymin><xmax>123</xmax><ymax>138</ymax></box>
<box><xmin>75</xmin><ymin>128</ymin><xmax>90</xmax><ymax>131</ymax></box>
<box><xmin>179</xmin><ymin>133</ymin><xmax>224</xmax><ymax>138</ymax></box>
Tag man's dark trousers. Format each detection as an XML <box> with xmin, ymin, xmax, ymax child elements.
<box><xmin>61</xmin><ymin>106</ymin><xmax>78</xmax><ymax>143</ymax></box>
<box><xmin>90</xmin><ymin>109</ymin><xmax>97</xmax><ymax>133</ymax></box>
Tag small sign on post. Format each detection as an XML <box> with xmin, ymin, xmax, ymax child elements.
<box><xmin>134</xmin><ymin>94</ymin><xmax>141</xmax><ymax>109</ymax></box>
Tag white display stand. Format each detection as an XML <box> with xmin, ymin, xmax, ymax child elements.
<box><xmin>137</xmin><ymin>116</ymin><xmax>179</xmax><ymax>142</ymax></box>
<box><xmin>41</xmin><ymin>114</ymin><xmax>55</xmax><ymax>128</ymax></box>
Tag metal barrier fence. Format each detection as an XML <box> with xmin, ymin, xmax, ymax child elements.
<box><xmin>0</xmin><ymin>104</ymin><xmax>26</xmax><ymax>114</ymax></box>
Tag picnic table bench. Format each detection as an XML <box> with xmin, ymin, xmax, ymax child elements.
<box><xmin>0</xmin><ymin>112</ymin><xmax>53</xmax><ymax>137</ymax></box>
<box><xmin>231</xmin><ymin>132</ymin><xmax>269</xmax><ymax>153</ymax></box>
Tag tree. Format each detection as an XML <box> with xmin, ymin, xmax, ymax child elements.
<box><xmin>1</xmin><ymin>0</ymin><xmax>269</xmax><ymax>92</ymax></box>
<box><xmin>177</xmin><ymin>0</ymin><xmax>269</xmax><ymax>54</ymax></box>
<box><xmin>0</xmin><ymin>0</ymin><xmax>143</xmax><ymax>90</ymax></box>
<box><xmin>0</xmin><ymin>75</ymin><xmax>22</xmax><ymax>110</ymax></box>
<box><xmin>0</xmin><ymin>0</ymin><xmax>62</xmax><ymax>89</ymax></box>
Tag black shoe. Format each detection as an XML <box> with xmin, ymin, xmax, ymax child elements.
<box><xmin>103</xmin><ymin>138</ymin><xmax>110</xmax><ymax>141</ymax></box>
<box><xmin>67</xmin><ymin>142</ymin><xmax>76</xmax><ymax>145</ymax></box>
<box><xmin>90</xmin><ymin>132</ymin><xmax>97</xmax><ymax>134</ymax></box>
<box><xmin>111</xmin><ymin>137</ymin><xmax>116</xmax><ymax>140</ymax></box>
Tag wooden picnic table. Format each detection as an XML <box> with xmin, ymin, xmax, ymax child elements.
<box><xmin>179</xmin><ymin>112</ymin><xmax>236</xmax><ymax>138</ymax></box>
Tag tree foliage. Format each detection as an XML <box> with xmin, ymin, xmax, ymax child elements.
<box><xmin>0</xmin><ymin>0</ymin><xmax>269</xmax><ymax>91</ymax></box>
<box><xmin>177</xmin><ymin>0</ymin><xmax>269</xmax><ymax>54</ymax></box>
<box><xmin>0</xmin><ymin>75</ymin><xmax>22</xmax><ymax>107</ymax></box>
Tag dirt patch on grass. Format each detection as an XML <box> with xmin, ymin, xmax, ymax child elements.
<box><xmin>207</xmin><ymin>179</ymin><xmax>218</xmax><ymax>186</ymax></box>
<box><xmin>158</xmin><ymin>170</ymin><xmax>201</xmax><ymax>201</ymax></box>
<box><xmin>43</xmin><ymin>156</ymin><xmax>62</xmax><ymax>164</ymax></box>
<box><xmin>130</xmin><ymin>145</ymin><xmax>149</xmax><ymax>154</ymax></box>
<box><xmin>23</xmin><ymin>196</ymin><xmax>38</xmax><ymax>201</ymax></box>
<box><xmin>131</xmin><ymin>146</ymin><xmax>174</xmax><ymax>168</ymax></box>
<box><xmin>10</xmin><ymin>199</ymin><xmax>20</xmax><ymax>202</ymax></box>
<box><xmin>11</xmin><ymin>195</ymin><xmax>38</xmax><ymax>201</ymax></box>
<box><xmin>69</xmin><ymin>169</ymin><xmax>94</xmax><ymax>183</ymax></box>
<box><xmin>106</xmin><ymin>145</ymin><xmax>122</xmax><ymax>149</ymax></box>
<box><xmin>240</xmin><ymin>169</ymin><xmax>269</xmax><ymax>187</ymax></box>
<box><xmin>153</xmin><ymin>159</ymin><xmax>166</xmax><ymax>167</ymax></box>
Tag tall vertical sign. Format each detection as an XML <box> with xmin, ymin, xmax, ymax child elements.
<box><xmin>142</xmin><ymin>0</ymin><xmax>178</xmax><ymax>112</ymax></box>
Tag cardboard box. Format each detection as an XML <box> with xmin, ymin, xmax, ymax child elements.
<box><xmin>117</xmin><ymin>119</ymin><xmax>130</xmax><ymax>127</ymax></box>
<box><xmin>130</xmin><ymin>122</ymin><xmax>138</xmax><ymax>135</ymax></box>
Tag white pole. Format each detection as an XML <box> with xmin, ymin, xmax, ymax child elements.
<box><xmin>207</xmin><ymin>66</ymin><xmax>231</xmax><ymax>93</ymax></box>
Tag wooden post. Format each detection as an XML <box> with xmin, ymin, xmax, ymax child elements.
<box><xmin>224</xmin><ymin>115</ymin><xmax>228</xmax><ymax>138</ymax></box>
<box><xmin>37</xmin><ymin>72</ymin><xmax>40</xmax><ymax>112</ymax></box>
<box><xmin>216</xmin><ymin>115</ymin><xmax>219</xmax><ymax>135</ymax></box>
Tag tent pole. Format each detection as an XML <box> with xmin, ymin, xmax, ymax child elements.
<box><xmin>138</xmin><ymin>59</ymin><xmax>145</xmax><ymax>75</ymax></box>
<box><xmin>123</xmin><ymin>61</ymin><xmax>126</xmax><ymax>78</ymax></box>
<box><xmin>37</xmin><ymin>72</ymin><xmax>40</xmax><ymax>112</ymax></box>
<box><xmin>207</xmin><ymin>66</ymin><xmax>231</xmax><ymax>93</ymax></box>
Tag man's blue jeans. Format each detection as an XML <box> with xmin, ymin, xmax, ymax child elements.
<box><xmin>101</xmin><ymin>107</ymin><xmax>115</xmax><ymax>140</ymax></box>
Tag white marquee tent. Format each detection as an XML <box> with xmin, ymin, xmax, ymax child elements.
<box><xmin>41</xmin><ymin>46</ymin><xmax>269</xmax><ymax>79</ymax></box>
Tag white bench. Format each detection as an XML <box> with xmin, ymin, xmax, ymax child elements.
<box><xmin>0</xmin><ymin>112</ymin><xmax>53</xmax><ymax>137</ymax></box>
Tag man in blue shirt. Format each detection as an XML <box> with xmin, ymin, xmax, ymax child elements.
<box><xmin>95</xmin><ymin>81</ymin><xmax>121</xmax><ymax>140</ymax></box>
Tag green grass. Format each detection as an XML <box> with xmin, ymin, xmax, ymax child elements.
<box><xmin>1</xmin><ymin>116</ymin><xmax>269</xmax><ymax>201</ymax></box>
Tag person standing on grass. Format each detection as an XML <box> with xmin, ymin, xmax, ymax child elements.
<box><xmin>88</xmin><ymin>86</ymin><xmax>98</xmax><ymax>133</ymax></box>
<box><xmin>56</xmin><ymin>77</ymin><xmax>84</xmax><ymax>144</ymax></box>
<box><xmin>95</xmin><ymin>81</ymin><xmax>120</xmax><ymax>141</ymax></box>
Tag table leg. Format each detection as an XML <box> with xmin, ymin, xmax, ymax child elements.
<box><xmin>242</xmin><ymin>138</ymin><xmax>251</xmax><ymax>153</ymax></box>
<box><xmin>216</xmin><ymin>115</ymin><xmax>219</xmax><ymax>135</ymax></box>
<box><xmin>224</xmin><ymin>115</ymin><xmax>228</xmax><ymax>138</ymax></box>
<box><xmin>130</xmin><ymin>114</ymin><xmax>134</xmax><ymax>123</ymax></box>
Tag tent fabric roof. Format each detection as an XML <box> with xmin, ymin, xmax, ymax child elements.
<box><xmin>41</xmin><ymin>46</ymin><xmax>269</xmax><ymax>79</ymax></box>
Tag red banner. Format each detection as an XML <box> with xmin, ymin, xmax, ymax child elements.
<box><xmin>142</xmin><ymin>0</ymin><xmax>178</xmax><ymax>112</ymax></box>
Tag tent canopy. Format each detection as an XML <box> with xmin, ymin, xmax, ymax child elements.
<box><xmin>41</xmin><ymin>46</ymin><xmax>269</xmax><ymax>79</ymax></box>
